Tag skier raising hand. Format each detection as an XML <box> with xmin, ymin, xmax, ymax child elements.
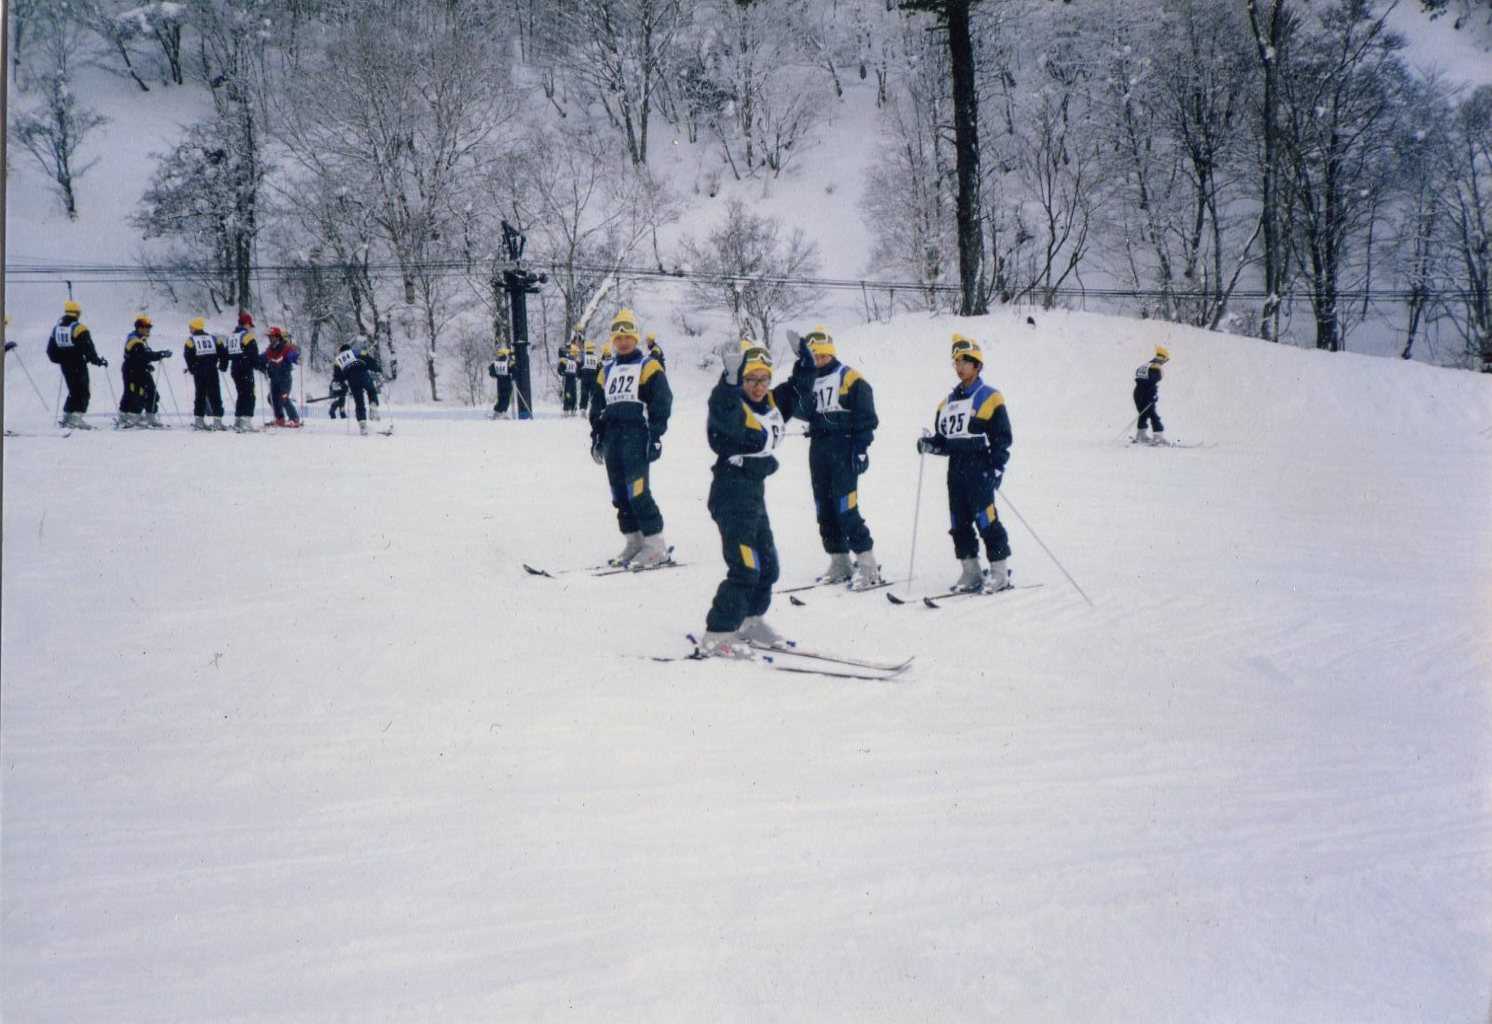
<box><xmin>790</xmin><ymin>325</ymin><xmax>881</xmax><ymax>588</ymax></box>
<box><xmin>589</xmin><ymin>309</ymin><xmax>673</xmax><ymax>569</ymax></box>
<box><xmin>916</xmin><ymin>334</ymin><xmax>1014</xmax><ymax>593</ymax></box>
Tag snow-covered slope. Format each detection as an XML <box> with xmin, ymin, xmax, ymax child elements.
<box><xmin>4</xmin><ymin>310</ymin><xmax>1489</xmax><ymax>1021</ymax></box>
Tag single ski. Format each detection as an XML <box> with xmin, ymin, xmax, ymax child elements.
<box><xmin>592</xmin><ymin>558</ymin><xmax>684</xmax><ymax>577</ymax></box>
<box><xmin>651</xmin><ymin>650</ymin><xmax>905</xmax><ymax>682</ymax></box>
<box><xmin>786</xmin><ymin>578</ymin><xmax>903</xmax><ymax>605</ymax></box>
<box><xmin>887</xmin><ymin>583</ymin><xmax>1044</xmax><ymax>607</ymax></box>
<box><xmin>745</xmin><ymin>641</ymin><xmax>913</xmax><ymax>674</ymax></box>
<box><xmin>777</xmin><ymin>577</ymin><xmax>853</xmax><ymax>595</ymax></box>
<box><xmin>920</xmin><ymin>583</ymin><xmax>1045</xmax><ymax>607</ymax></box>
<box><xmin>3</xmin><ymin>429</ymin><xmax>72</xmax><ymax>438</ymax></box>
<box><xmin>1129</xmin><ymin>438</ymin><xmax>1213</xmax><ymax>449</ymax></box>
<box><xmin>523</xmin><ymin>561</ymin><xmax>614</xmax><ymax>578</ymax></box>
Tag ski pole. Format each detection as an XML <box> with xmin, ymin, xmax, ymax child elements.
<box><xmin>996</xmin><ymin>487</ymin><xmax>1095</xmax><ymax>607</ymax></box>
<box><xmin>162</xmin><ymin>364</ymin><xmax>184</xmax><ymax>421</ymax></box>
<box><xmin>903</xmin><ymin>444</ymin><xmax>927</xmax><ymax>599</ymax></box>
<box><xmin>9</xmin><ymin>350</ymin><xmax>53</xmax><ymax>414</ymax></box>
<box><xmin>102</xmin><ymin>364</ymin><xmax>120</xmax><ymax>420</ymax></box>
<box><xmin>1112</xmin><ymin>403</ymin><xmax>1151</xmax><ymax>444</ymax></box>
<box><xmin>55</xmin><ymin>375</ymin><xmax>64</xmax><ymax>423</ymax></box>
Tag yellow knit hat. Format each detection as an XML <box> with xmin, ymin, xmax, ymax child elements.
<box><xmin>951</xmin><ymin>333</ymin><xmax>983</xmax><ymax>364</ymax></box>
<box><xmin>805</xmin><ymin>325</ymin><xmax>835</xmax><ymax>358</ymax></box>
<box><xmin>740</xmin><ymin>340</ymin><xmax>773</xmax><ymax>379</ymax></box>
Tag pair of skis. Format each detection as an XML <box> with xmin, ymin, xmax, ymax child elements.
<box><xmin>656</xmin><ymin>637</ymin><xmax>913</xmax><ymax>682</ymax></box>
<box><xmin>778</xmin><ymin>576</ymin><xmax>904</xmax><ymax>606</ymax></box>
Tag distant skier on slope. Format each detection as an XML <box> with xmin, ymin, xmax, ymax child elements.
<box><xmin>558</xmin><ymin>343</ymin><xmax>580</xmax><ymax>416</ymax></box>
<box><xmin>118</xmin><ymin>317</ymin><xmax>171</xmax><ymax>429</ymax></box>
<box><xmin>695</xmin><ymin>341</ymin><xmax>808</xmax><ymax>659</ymax></box>
<box><xmin>46</xmin><ymin>299</ymin><xmax>108</xmax><ymax>430</ymax></box>
<box><xmin>1133</xmin><ymin>345</ymin><xmax>1170</xmax><ymax>445</ymax></box>
<box><xmin>263</xmin><ymin>327</ymin><xmax>301</xmax><ymax>427</ymax></box>
<box><xmin>488</xmin><ymin>345</ymin><xmax>514</xmax><ymax>418</ymax></box>
<box><xmin>225</xmin><ymin>312</ymin><xmax>262</xmax><ymax>432</ymax></box>
<box><xmin>645</xmin><ymin>332</ymin><xmax>666</xmax><ymax>370</ymax></box>
<box><xmin>332</xmin><ymin>337</ymin><xmax>384</xmax><ymax>435</ymax></box>
<box><xmin>915</xmin><ymin>334</ymin><xmax>1014</xmax><ymax>593</ymax></box>
<box><xmin>578</xmin><ymin>336</ymin><xmax>598</xmax><ymax>412</ymax></box>
<box><xmin>184</xmin><ymin>316</ymin><xmax>229</xmax><ymax>430</ymax></box>
<box><xmin>588</xmin><ymin>308</ymin><xmax>673</xmax><ymax>569</ymax></box>
<box><xmin>789</xmin><ymin>325</ymin><xmax>882</xmax><ymax>589</ymax></box>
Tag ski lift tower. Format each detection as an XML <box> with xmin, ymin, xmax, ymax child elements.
<box><xmin>498</xmin><ymin>220</ymin><xmax>545</xmax><ymax>420</ymax></box>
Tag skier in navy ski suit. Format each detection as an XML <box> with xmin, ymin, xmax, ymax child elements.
<box><xmin>696</xmin><ymin>341</ymin><xmax>811</xmax><ymax>658</ymax></box>
<box><xmin>46</xmin><ymin>300</ymin><xmax>108</xmax><ymax>428</ymax></box>
<box><xmin>588</xmin><ymin>309</ymin><xmax>673</xmax><ymax>569</ymax></box>
<box><xmin>1133</xmin><ymin>345</ymin><xmax>1170</xmax><ymax>444</ymax></box>
<box><xmin>118</xmin><ymin>317</ymin><xmax>171</xmax><ymax>427</ymax></box>
<box><xmin>331</xmin><ymin>338</ymin><xmax>384</xmax><ymax>433</ymax></box>
<box><xmin>183</xmin><ymin>316</ymin><xmax>229</xmax><ymax>429</ymax></box>
<box><xmin>916</xmin><ymin>334</ymin><xmax>1014</xmax><ymax>593</ymax></box>
<box><xmin>790</xmin><ymin>325</ymin><xmax>881</xmax><ymax>589</ymax></box>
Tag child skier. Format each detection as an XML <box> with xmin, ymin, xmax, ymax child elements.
<box><xmin>915</xmin><ymin>334</ymin><xmax>1014</xmax><ymax>593</ymax></box>
<box><xmin>263</xmin><ymin>327</ymin><xmax>301</xmax><ymax>427</ymax></box>
<box><xmin>790</xmin><ymin>325</ymin><xmax>881</xmax><ymax>589</ymax></box>
<box><xmin>183</xmin><ymin>316</ymin><xmax>229</xmax><ymax>430</ymax></box>
<box><xmin>588</xmin><ymin>308</ymin><xmax>673</xmax><ymax>569</ymax></box>
<box><xmin>46</xmin><ymin>299</ymin><xmax>108</xmax><ymax>429</ymax></box>
<box><xmin>696</xmin><ymin>341</ymin><xmax>807</xmax><ymax>658</ymax></box>
<box><xmin>1133</xmin><ymin>345</ymin><xmax>1170</xmax><ymax>445</ymax></box>
<box><xmin>118</xmin><ymin>317</ymin><xmax>172</xmax><ymax>428</ymax></box>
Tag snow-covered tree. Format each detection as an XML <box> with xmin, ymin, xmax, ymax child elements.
<box><xmin>683</xmin><ymin>199</ymin><xmax>824</xmax><ymax>345</ymax></box>
<box><xmin>9</xmin><ymin>16</ymin><xmax>109</xmax><ymax>219</ymax></box>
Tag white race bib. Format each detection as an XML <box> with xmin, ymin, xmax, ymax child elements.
<box><xmin>333</xmin><ymin>349</ymin><xmax>357</xmax><ymax>370</ymax></box>
<box><xmin>52</xmin><ymin>324</ymin><xmax>74</xmax><ymax>348</ymax></box>
<box><xmin>226</xmin><ymin>332</ymin><xmax>245</xmax><ymax>355</ymax></box>
<box><xmin>745</xmin><ymin>402</ymin><xmax>786</xmax><ymax>458</ymax></box>
<box><xmin>193</xmin><ymin>332</ymin><xmax>218</xmax><ymax>355</ymax></box>
<box><xmin>937</xmin><ymin>396</ymin><xmax>978</xmax><ymax>440</ymax></box>
<box><xmin>604</xmin><ymin>362</ymin><xmax>644</xmax><ymax>405</ymax></box>
<box><xmin>812</xmin><ymin>370</ymin><xmax>846</xmax><ymax>414</ymax></box>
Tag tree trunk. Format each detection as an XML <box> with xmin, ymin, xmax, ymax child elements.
<box><xmin>946</xmin><ymin>0</ymin><xmax>986</xmax><ymax>316</ymax></box>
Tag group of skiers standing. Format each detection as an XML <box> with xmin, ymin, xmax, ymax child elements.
<box><xmin>32</xmin><ymin>300</ymin><xmax>390</xmax><ymax>433</ymax></box>
<box><xmin>572</xmin><ymin>309</ymin><xmax>1027</xmax><ymax>660</ymax></box>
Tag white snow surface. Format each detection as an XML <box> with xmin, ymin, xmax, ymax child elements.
<box><xmin>4</xmin><ymin>309</ymin><xmax>1491</xmax><ymax>1021</ymax></box>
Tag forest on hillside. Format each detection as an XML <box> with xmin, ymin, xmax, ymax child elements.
<box><xmin>8</xmin><ymin>0</ymin><xmax>1492</xmax><ymax>396</ymax></box>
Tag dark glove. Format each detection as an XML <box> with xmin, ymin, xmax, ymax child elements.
<box><xmin>162</xmin><ymin>349</ymin><xmax>173</xmax><ymax>359</ymax></box>
<box><xmin>916</xmin><ymin>436</ymin><xmax>940</xmax><ymax>455</ymax></box>
<box><xmin>989</xmin><ymin>461</ymin><xmax>1005</xmax><ymax>489</ymax></box>
<box><xmin>96</xmin><ymin>357</ymin><xmax>109</xmax><ymax>367</ymax></box>
<box><xmin>590</xmin><ymin>438</ymin><xmax>605</xmax><ymax>465</ymax></box>
<box><xmin>3</xmin><ymin>341</ymin><xmax>16</xmax><ymax>352</ymax></box>
<box><xmin>789</xmin><ymin>329</ymin><xmax>813</xmax><ymax>370</ymax></box>
<box><xmin>648</xmin><ymin>439</ymin><xmax>663</xmax><ymax>463</ymax></box>
<box><xmin>853</xmin><ymin>448</ymin><xmax>870</xmax><ymax>474</ymax></box>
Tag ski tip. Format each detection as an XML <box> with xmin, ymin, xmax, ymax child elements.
<box><xmin>521</xmin><ymin>564</ymin><xmax>552</xmax><ymax>578</ymax></box>
<box><xmin>789</xmin><ymin>595</ymin><xmax>806</xmax><ymax>606</ymax></box>
<box><xmin>886</xmin><ymin>592</ymin><xmax>908</xmax><ymax>605</ymax></box>
<box><xmin>922</xmin><ymin>597</ymin><xmax>941</xmax><ymax>608</ymax></box>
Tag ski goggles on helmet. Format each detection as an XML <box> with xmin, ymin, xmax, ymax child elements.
<box><xmin>610</xmin><ymin>319</ymin><xmax>637</xmax><ymax>335</ymax></box>
<box><xmin>951</xmin><ymin>337</ymin><xmax>983</xmax><ymax>362</ymax></box>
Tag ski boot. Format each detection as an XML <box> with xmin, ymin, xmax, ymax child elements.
<box><xmin>610</xmin><ymin>531</ymin><xmax>644</xmax><ymax>566</ymax></box>
<box><xmin>849</xmin><ymin>550</ymin><xmax>883</xmax><ymax>590</ymax></box>
<box><xmin>1134</xmin><ymin>425</ymin><xmax>1150</xmax><ymax>445</ymax></box>
<box><xmin>1150</xmin><ymin>430</ymin><xmax>1168</xmax><ymax>447</ymax></box>
<box><xmin>193</xmin><ymin>416</ymin><xmax>209</xmax><ymax>431</ymax></box>
<box><xmin>738</xmin><ymin>616</ymin><xmax>788</xmax><ymax>650</ymax></box>
<box><xmin>629</xmin><ymin>533</ymin><xmax>672</xmax><ymax>571</ymax></box>
<box><xmin>211</xmin><ymin>416</ymin><xmax>227</xmax><ymax>431</ymax></box>
<box><xmin>696</xmin><ymin>631</ymin><xmax>757</xmax><ymax>660</ymax></box>
<box><xmin>817</xmin><ymin>551</ymin><xmax>853</xmax><ymax>585</ymax></box>
<box><xmin>982</xmin><ymin>560</ymin><xmax>1012</xmax><ymax>594</ymax></box>
<box><xmin>145</xmin><ymin>412</ymin><xmax>167</xmax><ymax>429</ymax></box>
<box><xmin>359</xmin><ymin>420</ymin><xmax>370</xmax><ymax>435</ymax></box>
<box><xmin>951</xmin><ymin>557</ymin><xmax>983</xmax><ymax>593</ymax></box>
